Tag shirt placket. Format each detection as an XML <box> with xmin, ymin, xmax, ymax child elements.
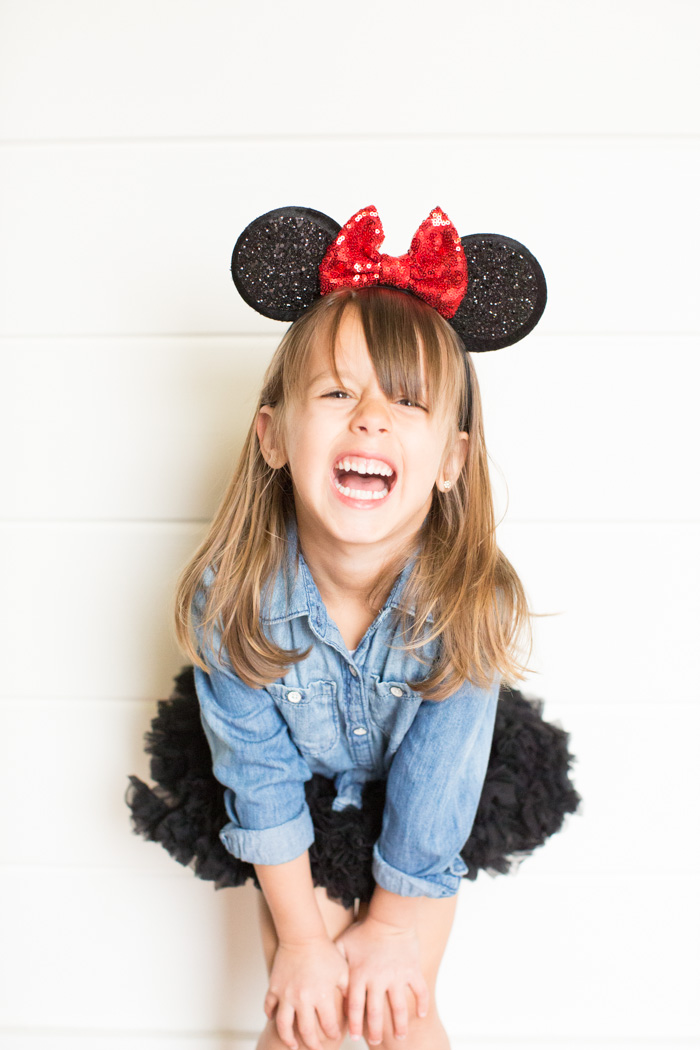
<box><xmin>304</xmin><ymin>593</ymin><xmax>375</xmax><ymax>765</ymax></box>
<box><xmin>298</xmin><ymin>550</ymin><xmax>414</xmax><ymax>768</ymax></box>
<box><xmin>343</xmin><ymin>657</ymin><xmax>373</xmax><ymax>762</ymax></box>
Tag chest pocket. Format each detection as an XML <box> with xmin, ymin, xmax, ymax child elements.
<box><xmin>265</xmin><ymin>680</ymin><xmax>339</xmax><ymax>756</ymax></box>
<box><xmin>368</xmin><ymin>677</ymin><xmax>422</xmax><ymax>740</ymax></box>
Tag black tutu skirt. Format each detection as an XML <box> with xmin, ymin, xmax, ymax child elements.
<box><xmin>127</xmin><ymin>667</ymin><xmax>581</xmax><ymax>909</ymax></box>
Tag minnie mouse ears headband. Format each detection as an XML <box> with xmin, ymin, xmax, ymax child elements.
<box><xmin>231</xmin><ymin>205</ymin><xmax>547</xmax><ymax>352</ymax></box>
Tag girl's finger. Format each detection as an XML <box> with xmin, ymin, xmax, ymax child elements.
<box><xmin>274</xmin><ymin>1001</ymin><xmax>299</xmax><ymax>1050</ymax></box>
<box><xmin>317</xmin><ymin>1000</ymin><xmax>342</xmax><ymax>1043</ymax></box>
<box><xmin>387</xmin><ymin>984</ymin><xmax>409</xmax><ymax>1040</ymax></box>
<box><xmin>346</xmin><ymin>982</ymin><xmax>367</xmax><ymax>1041</ymax></box>
<box><xmin>410</xmin><ymin>975</ymin><xmax>430</xmax><ymax>1019</ymax></box>
<box><xmin>365</xmin><ymin>987</ymin><xmax>386</xmax><ymax>1047</ymax></box>
<box><xmin>263</xmin><ymin>990</ymin><xmax>279</xmax><ymax>1020</ymax></box>
<box><xmin>336</xmin><ymin>962</ymin><xmax>349</xmax><ymax>996</ymax></box>
<box><xmin>296</xmin><ymin>1005</ymin><xmax>323</xmax><ymax>1050</ymax></box>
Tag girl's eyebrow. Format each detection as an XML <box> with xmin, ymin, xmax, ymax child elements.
<box><xmin>309</xmin><ymin>368</ymin><xmax>430</xmax><ymax>399</ymax></box>
<box><xmin>309</xmin><ymin>369</ymin><xmax>352</xmax><ymax>385</ymax></box>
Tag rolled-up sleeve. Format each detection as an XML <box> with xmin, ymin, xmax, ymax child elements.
<box><xmin>372</xmin><ymin>673</ymin><xmax>500</xmax><ymax>898</ymax></box>
<box><xmin>192</xmin><ymin>589</ymin><xmax>314</xmax><ymax>866</ymax></box>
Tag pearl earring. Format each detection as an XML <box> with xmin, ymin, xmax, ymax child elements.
<box><xmin>443</xmin><ymin>480</ymin><xmax>452</xmax><ymax>490</ymax></box>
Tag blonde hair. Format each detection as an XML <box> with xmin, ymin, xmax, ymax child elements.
<box><xmin>175</xmin><ymin>286</ymin><xmax>531</xmax><ymax>700</ymax></box>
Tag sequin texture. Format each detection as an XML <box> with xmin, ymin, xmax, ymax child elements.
<box><xmin>319</xmin><ymin>205</ymin><xmax>468</xmax><ymax>318</ymax></box>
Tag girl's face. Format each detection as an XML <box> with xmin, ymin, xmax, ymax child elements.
<box><xmin>257</xmin><ymin>309</ymin><xmax>468</xmax><ymax>560</ymax></box>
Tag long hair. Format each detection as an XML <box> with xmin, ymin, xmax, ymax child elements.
<box><xmin>174</xmin><ymin>286</ymin><xmax>531</xmax><ymax>699</ymax></box>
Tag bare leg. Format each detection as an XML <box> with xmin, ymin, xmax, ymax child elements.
<box><xmin>355</xmin><ymin>893</ymin><xmax>459</xmax><ymax>1050</ymax></box>
<box><xmin>256</xmin><ymin>886</ymin><xmax>356</xmax><ymax>1050</ymax></box>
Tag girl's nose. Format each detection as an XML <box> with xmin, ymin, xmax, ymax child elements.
<box><xmin>350</xmin><ymin>393</ymin><xmax>392</xmax><ymax>435</ymax></box>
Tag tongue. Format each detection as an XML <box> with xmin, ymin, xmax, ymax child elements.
<box><xmin>338</xmin><ymin>470</ymin><xmax>386</xmax><ymax>493</ymax></box>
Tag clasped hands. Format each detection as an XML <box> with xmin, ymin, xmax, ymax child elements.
<box><xmin>264</xmin><ymin>914</ymin><xmax>429</xmax><ymax>1050</ymax></box>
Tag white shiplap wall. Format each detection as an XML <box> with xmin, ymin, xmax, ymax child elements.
<box><xmin>1</xmin><ymin>2</ymin><xmax>698</xmax><ymax>1048</ymax></box>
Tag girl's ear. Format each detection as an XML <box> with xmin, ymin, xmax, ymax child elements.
<box><xmin>439</xmin><ymin>431</ymin><xmax>469</xmax><ymax>490</ymax></box>
<box><xmin>256</xmin><ymin>406</ymin><xmax>287</xmax><ymax>469</ymax></box>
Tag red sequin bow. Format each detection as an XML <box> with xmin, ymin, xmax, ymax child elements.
<box><xmin>319</xmin><ymin>206</ymin><xmax>468</xmax><ymax>318</ymax></box>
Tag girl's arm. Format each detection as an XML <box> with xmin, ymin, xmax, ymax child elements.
<box><xmin>337</xmin><ymin>674</ymin><xmax>500</xmax><ymax>1044</ymax></box>
<box><xmin>336</xmin><ymin>886</ymin><xmax>428</xmax><ymax>1045</ymax></box>
<box><xmin>192</xmin><ymin>595</ymin><xmax>348</xmax><ymax>1049</ymax></box>
<box><xmin>195</xmin><ymin>667</ymin><xmax>348</xmax><ymax>1049</ymax></box>
<box><xmin>255</xmin><ymin>851</ymin><xmax>349</xmax><ymax>1050</ymax></box>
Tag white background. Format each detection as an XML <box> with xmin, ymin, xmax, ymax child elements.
<box><xmin>1</xmin><ymin>2</ymin><xmax>699</xmax><ymax>1048</ymax></box>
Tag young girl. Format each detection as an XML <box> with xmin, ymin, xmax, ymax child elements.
<box><xmin>128</xmin><ymin>206</ymin><xmax>579</xmax><ymax>1050</ymax></box>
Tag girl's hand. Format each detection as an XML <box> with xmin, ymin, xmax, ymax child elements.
<box><xmin>335</xmin><ymin>915</ymin><xmax>429</xmax><ymax>1045</ymax></box>
<box><xmin>264</xmin><ymin>935</ymin><xmax>349</xmax><ymax>1050</ymax></box>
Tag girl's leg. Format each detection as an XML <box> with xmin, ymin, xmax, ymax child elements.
<box><xmin>355</xmin><ymin>893</ymin><xmax>459</xmax><ymax>1050</ymax></box>
<box><xmin>256</xmin><ymin>885</ymin><xmax>356</xmax><ymax>1050</ymax></box>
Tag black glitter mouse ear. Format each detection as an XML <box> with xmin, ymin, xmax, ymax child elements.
<box><xmin>231</xmin><ymin>206</ymin><xmax>341</xmax><ymax>322</ymax></box>
<box><xmin>450</xmin><ymin>234</ymin><xmax>548</xmax><ymax>352</ymax></box>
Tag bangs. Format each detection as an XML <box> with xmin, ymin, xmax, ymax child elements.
<box><xmin>280</xmin><ymin>287</ymin><xmax>468</xmax><ymax>430</ymax></box>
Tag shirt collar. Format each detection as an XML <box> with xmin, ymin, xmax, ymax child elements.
<box><xmin>260</xmin><ymin>515</ymin><xmax>432</xmax><ymax>625</ymax></box>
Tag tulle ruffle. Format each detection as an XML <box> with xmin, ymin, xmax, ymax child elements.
<box><xmin>127</xmin><ymin>667</ymin><xmax>580</xmax><ymax>908</ymax></box>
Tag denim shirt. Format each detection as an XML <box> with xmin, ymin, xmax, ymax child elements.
<box><xmin>193</xmin><ymin>517</ymin><xmax>500</xmax><ymax>899</ymax></box>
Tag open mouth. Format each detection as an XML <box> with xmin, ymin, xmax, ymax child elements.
<box><xmin>331</xmin><ymin>455</ymin><xmax>397</xmax><ymax>502</ymax></box>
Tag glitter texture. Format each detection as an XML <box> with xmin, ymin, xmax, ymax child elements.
<box><xmin>231</xmin><ymin>207</ymin><xmax>340</xmax><ymax>322</ymax></box>
<box><xmin>451</xmin><ymin>234</ymin><xmax>547</xmax><ymax>352</ymax></box>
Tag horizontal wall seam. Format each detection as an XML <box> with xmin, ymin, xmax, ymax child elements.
<box><xmin>0</xmin><ymin>1025</ymin><xmax>259</xmax><ymax>1040</ymax></box>
<box><xmin>2</xmin><ymin>864</ymin><xmax>697</xmax><ymax>881</ymax></box>
<box><xmin>1</xmin><ymin>132</ymin><xmax>700</xmax><ymax>148</ymax></box>
<box><xmin>0</xmin><ymin>1033</ymin><xmax>695</xmax><ymax>1049</ymax></box>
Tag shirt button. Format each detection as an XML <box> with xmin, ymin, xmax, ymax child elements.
<box><xmin>287</xmin><ymin>690</ymin><xmax>302</xmax><ymax>703</ymax></box>
<box><xmin>349</xmin><ymin>666</ymin><xmax>358</xmax><ymax>677</ymax></box>
<box><xmin>353</xmin><ymin>727</ymin><xmax>368</xmax><ymax>736</ymax></box>
<box><xmin>390</xmin><ymin>686</ymin><xmax>403</xmax><ymax>697</ymax></box>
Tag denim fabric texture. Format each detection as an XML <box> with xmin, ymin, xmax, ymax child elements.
<box><xmin>193</xmin><ymin>517</ymin><xmax>500</xmax><ymax>899</ymax></box>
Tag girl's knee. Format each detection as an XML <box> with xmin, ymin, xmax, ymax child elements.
<box><xmin>363</xmin><ymin>1000</ymin><xmax>448</xmax><ymax>1050</ymax></box>
<box><xmin>257</xmin><ymin>1016</ymin><xmax>348</xmax><ymax>1050</ymax></box>
<box><xmin>296</xmin><ymin>1027</ymin><xmax>348</xmax><ymax>1050</ymax></box>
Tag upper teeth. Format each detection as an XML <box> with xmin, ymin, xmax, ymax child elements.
<box><xmin>335</xmin><ymin>457</ymin><xmax>394</xmax><ymax>477</ymax></box>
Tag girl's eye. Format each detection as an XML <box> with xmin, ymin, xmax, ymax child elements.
<box><xmin>321</xmin><ymin>390</ymin><xmax>427</xmax><ymax>410</ymax></box>
<box><xmin>397</xmin><ymin>397</ymin><xmax>427</xmax><ymax>410</ymax></box>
